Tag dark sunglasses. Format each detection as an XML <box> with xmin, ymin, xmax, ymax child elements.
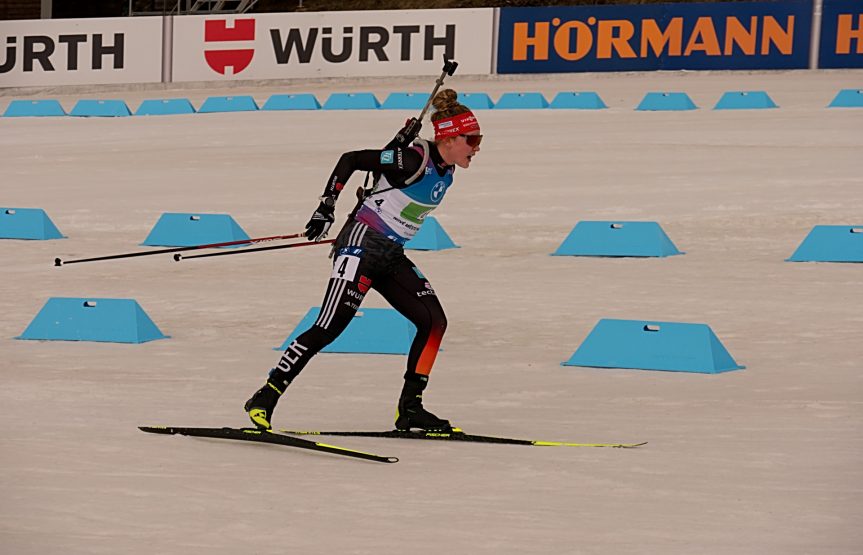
<box><xmin>460</xmin><ymin>134</ymin><xmax>483</xmax><ymax>148</ymax></box>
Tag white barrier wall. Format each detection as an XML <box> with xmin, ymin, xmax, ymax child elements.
<box><xmin>171</xmin><ymin>9</ymin><xmax>494</xmax><ymax>81</ymax></box>
<box><xmin>0</xmin><ymin>17</ymin><xmax>163</xmax><ymax>87</ymax></box>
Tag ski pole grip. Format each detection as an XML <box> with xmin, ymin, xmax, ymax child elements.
<box><xmin>443</xmin><ymin>57</ymin><xmax>458</xmax><ymax>76</ymax></box>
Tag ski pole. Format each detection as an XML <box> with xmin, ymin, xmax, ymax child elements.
<box><xmin>175</xmin><ymin>238</ymin><xmax>335</xmax><ymax>261</ymax></box>
<box><xmin>392</xmin><ymin>56</ymin><xmax>458</xmax><ymax>147</ymax></box>
<box><xmin>54</xmin><ymin>233</ymin><xmax>306</xmax><ymax>267</ymax></box>
<box><xmin>419</xmin><ymin>56</ymin><xmax>459</xmax><ymax>122</ymax></box>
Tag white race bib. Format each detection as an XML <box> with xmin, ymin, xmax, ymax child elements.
<box><xmin>331</xmin><ymin>252</ymin><xmax>361</xmax><ymax>281</ymax></box>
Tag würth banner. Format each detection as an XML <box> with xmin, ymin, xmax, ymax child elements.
<box><xmin>0</xmin><ymin>17</ymin><xmax>162</xmax><ymax>87</ymax></box>
<box><xmin>170</xmin><ymin>9</ymin><xmax>494</xmax><ymax>82</ymax></box>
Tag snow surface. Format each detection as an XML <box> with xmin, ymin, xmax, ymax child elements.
<box><xmin>1</xmin><ymin>69</ymin><xmax>862</xmax><ymax>554</ymax></box>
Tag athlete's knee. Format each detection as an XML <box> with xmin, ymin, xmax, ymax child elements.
<box><xmin>434</xmin><ymin>310</ymin><xmax>447</xmax><ymax>335</ymax></box>
<box><xmin>415</xmin><ymin>305</ymin><xmax>446</xmax><ymax>337</ymax></box>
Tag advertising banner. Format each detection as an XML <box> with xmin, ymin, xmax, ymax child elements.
<box><xmin>819</xmin><ymin>0</ymin><xmax>863</xmax><ymax>68</ymax></box>
<box><xmin>0</xmin><ymin>17</ymin><xmax>163</xmax><ymax>87</ymax></box>
<box><xmin>171</xmin><ymin>9</ymin><xmax>494</xmax><ymax>82</ymax></box>
<box><xmin>497</xmin><ymin>1</ymin><xmax>812</xmax><ymax>73</ymax></box>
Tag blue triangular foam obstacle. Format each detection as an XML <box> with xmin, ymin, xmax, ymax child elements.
<box><xmin>786</xmin><ymin>225</ymin><xmax>863</xmax><ymax>262</ymax></box>
<box><xmin>458</xmin><ymin>92</ymin><xmax>494</xmax><ymax>110</ymax></box>
<box><xmin>3</xmin><ymin>99</ymin><xmax>66</xmax><ymax>117</ymax></box>
<box><xmin>275</xmin><ymin>307</ymin><xmax>415</xmax><ymax>354</ymax></box>
<box><xmin>405</xmin><ymin>216</ymin><xmax>459</xmax><ymax>251</ymax></box>
<box><xmin>828</xmin><ymin>89</ymin><xmax>863</xmax><ymax>108</ymax></box>
<box><xmin>636</xmin><ymin>92</ymin><xmax>697</xmax><ymax>111</ymax></box>
<box><xmin>70</xmin><ymin>99</ymin><xmax>132</xmax><ymax>117</ymax></box>
<box><xmin>323</xmin><ymin>93</ymin><xmax>380</xmax><ymax>110</ymax></box>
<box><xmin>16</xmin><ymin>297</ymin><xmax>169</xmax><ymax>344</ymax></box>
<box><xmin>552</xmin><ymin>221</ymin><xmax>682</xmax><ymax>258</ymax></box>
<box><xmin>562</xmin><ymin>319</ymin><xmax>744</xmax><ymax>374</ymax></box>
<box><xmin>198</xmin><ymin>95</ymin><xmax>258</xmax><ymax>113</ymax></box>
<box><xmin>494</xmin><ymin>92</ymin><xmax>548</xmax><ymax>109</ymax></box>
<box><xmin>141</xmin><ymin>213</ymin><xmax>250</xmax><ymax>247</ymax></box>
<box><xmin>381</xmin><ymin>92</ymin><xmax>430</xmax><ymax>110</ymax></box>
<box><xmin>135</xmin><ymin>98</ymin><xmax>196</xmax><ymax>116</ymax></box>
<box><xmin>262</xmin><ymin>94</ymin><xmax>321</xmax><ymax>111</ymax></box>
<box><xmin>550</xmin><ymin>92</ymin><xmax>607</xmax><ymax>110</ymax></box>
<box><xmin>0</xmin><ymin>207</ymin><xmax>65</xmax><ymax>240</ymax></box>
<box><xmin>714</xmin><ymin>91</ymin><xmax>777</xmax><ymax>110</ymax></box>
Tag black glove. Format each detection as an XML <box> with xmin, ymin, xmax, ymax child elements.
<box><xmin>305</xmin><ymin>199</ymin><xmax>335</xmax><ymax>242</ymax></box>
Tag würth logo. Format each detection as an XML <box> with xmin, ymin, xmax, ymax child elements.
<box><xmin>358</xmin><ymin>276</ymin><xmax>372</xmax><ymax>294</ymax></box>
<box><xmin>204</xmin><ymin>19</ymin><xmax>255</xmax><ymax>75</ymax></box>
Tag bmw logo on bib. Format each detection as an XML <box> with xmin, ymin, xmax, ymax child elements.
<box><xmin>431</xmin><ymin>182</ymin><xmax>446</xmax><ymax>202</ymax></box>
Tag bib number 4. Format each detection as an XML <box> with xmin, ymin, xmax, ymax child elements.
<box><xmin>332</xmin><ymin>253</ymin><xmax>361</xmax><ymax>281</ymax></box>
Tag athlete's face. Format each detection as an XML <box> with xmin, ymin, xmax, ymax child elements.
<box><xmin>442</xmin><ymin>132</ymin><xmax>481</xmax><ymax>169</ymax></box>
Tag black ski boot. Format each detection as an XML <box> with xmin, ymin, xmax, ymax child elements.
<box><xmin>244</xmin><ymin>370</ymin><xmax>290</xmax><ymax>430</ymax></box>
<box><xmin>395</xmin><ymin>379</ymin><xmax>451</xmax><ymax>431</ymax></box>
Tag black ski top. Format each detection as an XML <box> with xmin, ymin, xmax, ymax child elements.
<box><xmin>321</xmin><ymin>142</ymin><xmax>452</xmax><ymax>200</ymax></box>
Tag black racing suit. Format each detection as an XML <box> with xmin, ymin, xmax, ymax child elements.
<box><xmin>268</xmin><ymin>143</ymin><xmax>453</xmax><ymax>391</ymax></box>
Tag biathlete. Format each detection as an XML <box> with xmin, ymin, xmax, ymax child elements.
<box><xmin>244</xmin><ymin>88</ymin><xmax>482</xmax><ymax>432</ymax></box>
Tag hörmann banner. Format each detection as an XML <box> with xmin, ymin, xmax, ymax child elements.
<box><xmin>0</xmin><ymin>17</ymin><xmax>163</xmax><ymax>87</ymax></box>
<box><xmin>819</xmin><ymin>0</ymin><xmax>863</xmax><ymax>68</ymax></box>
<box><xmin>171</xmin><ymin>9</ymin><xmax>493</xmax><ymax>82</ymax></box>
<box><xmin>497</xmin><ymin>1</ymin><xmax>812</xmax><ymax>73</ymax></box>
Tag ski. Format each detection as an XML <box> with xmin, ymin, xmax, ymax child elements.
<box><xmin>139</xmin><ymin>426</ymin><xmax>399</xmax><ymax>463</ymax></box>
<box><xmin>279</xmin><ymin>428</ymin><xmax>646</xmax><ymax>449</ymax></box>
